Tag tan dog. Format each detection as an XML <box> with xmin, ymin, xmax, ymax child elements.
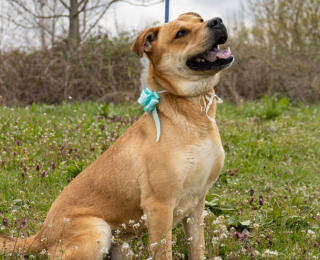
<box><xmin>0</xmin><ymin>12</ymin><xmax>233</xmax><ymax>260</ymax></box>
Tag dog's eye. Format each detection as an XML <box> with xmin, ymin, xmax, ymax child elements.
<box><xmin>175</xmin><ymin>30</ymin><xmax>187</xmax><ymax>39</ymax></box>
<box><xmin>200</xmin><ymin>19</ymin><xmax>204</xmax><ymax>23</ymax></box>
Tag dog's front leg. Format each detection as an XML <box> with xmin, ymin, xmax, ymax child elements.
<box><xmin>182</xmin><ymin>195</ymin><xmax>206</xmax><ymax>259</ymax></box>
<box><xmin>144</xmin><ymin>201</ymin><xmax>174</xmax><ymax>260</ymax></box>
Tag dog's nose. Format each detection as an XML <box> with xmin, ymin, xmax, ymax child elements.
<box><xmin>207</xmin><ymin>17</ymin><xmax>224</xmax><ymax>29</ymax></box>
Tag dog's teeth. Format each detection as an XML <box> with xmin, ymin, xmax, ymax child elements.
<box><xmin>201</xmin><ymin>58</ymin><xmax>206</xmax><ymax>62</ymax></box>
<box><xmin>195</xmin><ymin>57</ymin><xmax>201</xmax><ymax>63</ymax></box>
<box><xmin>228</xmin><ymin>47</ymin><xmax>231</xmax><ymax>52</ymax></box>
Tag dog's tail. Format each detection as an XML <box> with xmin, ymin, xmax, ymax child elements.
<box><xmin>0</xmin><ymin>232</ymin><xmax>43</xmax><ymax>256</ymax></box>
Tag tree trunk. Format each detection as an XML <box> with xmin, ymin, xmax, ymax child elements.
<box><xmin>68</xmin><ymin>0</ymin><xmax>80</xmax><ymax>45</ymax></box>
<box><xmin>39</xmin><ymin>1</ymin><xmax>46</xmax><ymax>50</ymax></box>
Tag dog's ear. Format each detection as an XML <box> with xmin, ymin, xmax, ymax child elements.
<box><xmin>131</xmin><ymin>27</ymin><xmax>160</xmax><ymax>58</ymax></box>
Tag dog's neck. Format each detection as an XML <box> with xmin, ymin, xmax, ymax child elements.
<box><xmin>147</xmin><ymin>75</ymin><xmax>218</xmax><ymax>134</ymax></box>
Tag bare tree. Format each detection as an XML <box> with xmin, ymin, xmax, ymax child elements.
<box><xmin>2</xmin><ymin>0</ymin><xmax>164</xmax><ymax>47</ymax></box>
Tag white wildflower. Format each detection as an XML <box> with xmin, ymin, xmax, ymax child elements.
<box><xmin>160</xmin><ymin>239</ymin><xmax>166</xmax><ymax>245</ymax></box>
<box><xmin>122</xmin><ymin>243</ymin><xmax>129</xmax><ymax>250</ymax></box>
<box><xmin>202</xmin><ymin>210</ymin><xmax>209</xmax><ymax>218</ymax></box>
<box><xmin>101</xmin><ymin>248</ymin><xmax>109</xmax><ymax>254</ymax></box>
<box><xmin>64</xmin><ymin>218</ymin><xmax>69</xmax><ymax>223</ymax></box>
<box><xmin>133</xmin><ymin>223</ymin><xmax>140</xmax><ymax>228</ymax></box>
<box><xmin>220</xmin><ymin>233</ymin><xmax>228</xmax><ymax>239</ymax></box>
<box><xmin>307</xmin><ymin>229</ymin><xmax>316</xmax><ymax>239</ymax></box>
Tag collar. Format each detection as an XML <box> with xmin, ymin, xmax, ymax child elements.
<box><xmin>137</xmin><ymin>88</ymin><xmax>223</xmax><ymax>142</ymax></box>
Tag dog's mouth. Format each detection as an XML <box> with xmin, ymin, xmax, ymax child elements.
<box><xmin>186</xmin><ymin>37</ymin><xmax>234</xmax><ymax>71</ymax></box>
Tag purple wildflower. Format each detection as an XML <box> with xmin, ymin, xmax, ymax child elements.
<box><xmin>234</xmin><ymin>232</ymin><xmax>241</xmax><ymax>240</ymax></box>
<box><xmin>2</xmin><ymin>217</ymin><xmax>8</xmax><ymax>226</ymax></box>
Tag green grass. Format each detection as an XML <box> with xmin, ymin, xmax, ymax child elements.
<box><xmin>0</xmin><ymin>99</ymin><xmax>319</xmax><ymax>259</ymax></box>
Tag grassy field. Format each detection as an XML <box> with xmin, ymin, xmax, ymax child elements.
<box><xmin>0</xmin><ymin>98</ymin><xmax>319</xmax><ymax>259</ymax></box>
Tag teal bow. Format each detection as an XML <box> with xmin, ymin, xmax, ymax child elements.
<box><xmin>137</xmin><ymin>88</ymin><xmax>162</xmax><ymax>142</ymax></box>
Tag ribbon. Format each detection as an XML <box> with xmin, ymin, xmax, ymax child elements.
<box><xmin>137</xmin><ymin>88</ymin><xmax>162</xmax><ymax>142</ymax></box>
<box><xmin>137</xmin><ymin>88</ymin><xmax>222</xmax><ymax>142</ymax></box>
<box><xmin>199</xmin><ymin>92</ymin><xmax>223</xmax><ymax>123</ymax></box>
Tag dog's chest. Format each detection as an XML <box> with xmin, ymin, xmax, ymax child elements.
<box><xmin>173</xmin><ymin>137</ymin><xmax>224</xmax><ymax>220</ymax></box>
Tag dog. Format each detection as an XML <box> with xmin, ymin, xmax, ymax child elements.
<box><xmin>0</xmin><ymin>12</ymin><xmax>233</xmax><ymax>260</ymax></box>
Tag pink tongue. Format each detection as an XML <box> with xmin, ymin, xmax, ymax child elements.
<box><xmin>202</xmin><ymin>48</ymin><xmax>231</xmax><ymax>62</ymax></box>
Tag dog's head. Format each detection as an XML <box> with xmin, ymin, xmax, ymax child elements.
<box><xmin>131</xmin><ymin>12</ymin><xmax>234</xmax><ymax>96</ymax></box>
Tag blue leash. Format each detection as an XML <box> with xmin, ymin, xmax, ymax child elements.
<box><xmin>165</xmin><ymin>0</ymin><xmax>170</xmax><ymax>23</ymax></box>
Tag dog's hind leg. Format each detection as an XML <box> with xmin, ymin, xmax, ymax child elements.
<box><xmin>47</xmin><ymin>217</ymin><xmax>112</xmax><ymax>260</ymax></box>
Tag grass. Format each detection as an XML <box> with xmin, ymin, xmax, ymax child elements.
<box><xmin>0</xmin><ymin>99</ymin><xmax>319</xmax><ymax>259</ymax></box>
